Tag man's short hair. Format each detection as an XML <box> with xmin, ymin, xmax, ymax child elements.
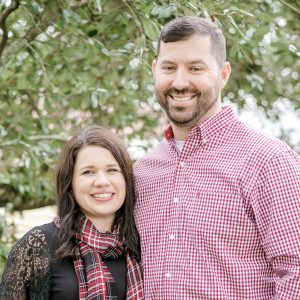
<box><xmin>157</xmin><ymin>16</ymin><xmax>226</xmax><ymax>68</ymax></box>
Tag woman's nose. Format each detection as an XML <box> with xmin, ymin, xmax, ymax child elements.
<box><xmin>94</xmin><ymin>173</ymin><xmax>110</xmax><ymax>186</ymax></box>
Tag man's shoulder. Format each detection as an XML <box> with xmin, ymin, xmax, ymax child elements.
<box><xmin>134</xmin><ymin>139</ymin><xmax>169</xmax><ymax>169</ymax></box>
<box><xmin>236</xmin><ymin>120</ymin><xmax>295</xmax><ymax>157</ymax></box>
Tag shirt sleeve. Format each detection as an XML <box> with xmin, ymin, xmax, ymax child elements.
<box><xmin>251</xmin><ymin>148</ymin><xmax>300</xmax><ymax>299</ymax></box>
<box><xmin>0</xmin><ymin>227</ymin><xmax>51</xmax><ymax>299</ymax></box>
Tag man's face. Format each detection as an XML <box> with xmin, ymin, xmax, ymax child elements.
<box><xmin>152</xmin><ymin>35</ymin><xmax>230</xmax><ymax>129</ymax></box>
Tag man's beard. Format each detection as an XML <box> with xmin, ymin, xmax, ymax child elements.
<box><xmin>155</xmin><ymin>86</ymin><xmax>219</xmax><ymax>128</ymax></box>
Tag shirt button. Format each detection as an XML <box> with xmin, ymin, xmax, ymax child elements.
<box><xmin>202</xmin><ymin>138</ymin><xmax>207</xmax><ymax>144</ymax></box>
<box><xmin>173</xmin><ymin>197</ymin><xmax>179</xmax><ymax>203</ymax></box>
<box><xmin>169</xmin><ymin>234</ymin><xmax>175</xmax><ymax>240</ymax></box>
<box><xmin>180</xmin><ymin>161</ymin><xmax>185</xmax><ymax>167</ymax></box>
<box><xmin>165</xmin><ymin>272</ymin><xmax>172</xmax><ymax>278</ymax></box>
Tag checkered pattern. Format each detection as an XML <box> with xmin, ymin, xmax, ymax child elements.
<box><xmin>134</xmin><ymin>106</ymin><xmax>300</xmax><ymax>299</ymax></box>
<box><xmin>55</xmin><ymin>217</ymin><xmax>143</xmax><ymax>299</ymax></box>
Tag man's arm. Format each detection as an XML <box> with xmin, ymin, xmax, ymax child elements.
<box><xmin>251</xmin><ymin>148</ymin><xmax>300</xmax><ymax>299</ymax></box>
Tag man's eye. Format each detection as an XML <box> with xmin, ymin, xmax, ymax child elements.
<box><xmin>190</xmin><ymin>67</ymin><xmax>203</xmax><ymax>72</ymax></box>
<box><xmin>162</xmin><ymin>66</ymin><xmax>175</xmax><ymax>71</ymax></box>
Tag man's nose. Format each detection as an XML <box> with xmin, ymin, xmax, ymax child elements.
<box><xmin>172</xmin><ymin>69</ymin><xmax>189</xmax><ymax>90</ymax></box>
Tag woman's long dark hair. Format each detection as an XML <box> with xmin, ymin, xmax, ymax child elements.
<box><xmin>55</xmin><ymin>125</ymin><xmax>140</xmax><ymax>260</ymax></box>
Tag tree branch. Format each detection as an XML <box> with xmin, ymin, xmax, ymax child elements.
<box><xmin>0</xmin><ymin>0</ymin><xmax>20</xmax><ymax>59</ymax></box>
<box><xmin>278</xmin><ymin>0</ymin><xmax>300</xmax><ymax>15</ymax></box>
<box><xmin>26</xmin><ymin>92</ymin><xmax>43</xmax><ymax>130</ymax></box>
<box><xmin>70</xmin><ymin>0</ymin><xmax>89</xmax><ymax>9</ymax></box>
<box><xmin>0</xmin><ymin>134</ymin><xmax>66</xmax><ymax>149</ymax></box>
<box><xmin>0</xmin><ymin>0</ymin><xmax>61</xmax><ymax>66</ymax></box>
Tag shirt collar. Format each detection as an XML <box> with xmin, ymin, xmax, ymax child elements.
<box><xmin>164</xmin><ymin>106</ymin><xmax>237</xmax><ymax>141</ymax></box>
<box><xmin>164</xmin><ymin>125</ymin><xmax>174</xmax><ymax>140</ymax></box>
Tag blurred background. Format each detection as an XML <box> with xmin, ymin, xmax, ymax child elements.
<box><xmin>0</xmin><ymin>0</ymin><xmax>299</xmax><ymax>273</ymax></box>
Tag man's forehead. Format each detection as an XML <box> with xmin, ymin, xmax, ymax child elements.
<box><xmin>158</xmin><ymin>36</ymin><xmax>213</xmax><ymax>60</ymax></box>
<box><xmin>159</xmin><ymin>35</ymin><xmax>211</xmax><ymax>54</ymax></box>
<box><xmin>160</xmin><ymin>34</ymin><xmax>210</xmax><ymax>46</ymax></box>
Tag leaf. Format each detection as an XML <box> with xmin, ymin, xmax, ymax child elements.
<box><xmin>142</xmin><ymin>18</ymin><xmax>159</xmax><ymax>41</ymax></box>
<box><xmin>203</xmin><ymin>10</ymin><xmax>210</xmax><ymax>19</ymax></box>
<box><xmin>96</xmin><ymin>0</ymin><xmax>102</xmax><ymax>14</ymax></box>
<box><xmin>0</xmin><ymin>126</ymin><xmax>8</xmax><ymax>138</ymax></box>
<box><xmin>151</xmin><ymin>5</ymin><xmax>176</xmax><ymax>19</ymax></box>
<box><xmin>91</xmin><ymin>91</ymin><xmax>99</xmax><ymax>108</ymax></box>
<box><xmin>227</xmin><ymin>16</ymin><xmax>245</xmax><ymax>39</ymax></box>
<box><xmin>181</xmin><ymin>5</ymin><xmax>196</xmax><ymax>16</ymax></box>
<box><xmin>129</xmin><ymin>57</ymin><xmax>141</xmax><ymax>69</ymax></box>
<box><xmin>224</xmin><ymin>7</ymin><xmax>254</xmax><ymax>18</ymax></box>
<box><xmin>239</xmin><ymin>46</ymin><xmax>253</xmax><ymax>64</ymax></box>
<box><xmin>62</xmin><ymin>8</ymin><xmax>83</xmax><ymax>23</ymax></box>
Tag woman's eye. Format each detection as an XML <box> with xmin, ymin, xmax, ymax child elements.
<box><xmin>107</xmin><ymin>168</ymin><xmax>119</xmax><ymax>173</ymax></box>
<box><xmin>82</xmin><ymin>170</ymin><xmax>94</xmax><ymax>175</ymax></box>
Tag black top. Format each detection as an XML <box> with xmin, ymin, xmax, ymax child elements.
<box><xmin>0</xmin><ymin>222</ymin><xmax>127</xmax><ymax>299</ymax></box>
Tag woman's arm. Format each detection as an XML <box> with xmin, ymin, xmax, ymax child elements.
<box><xmin>0</xmin><ymin>227</ymin><xmax>51</xmax><ymax>299</ymax></box>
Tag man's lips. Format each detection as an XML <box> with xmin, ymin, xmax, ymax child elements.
<box><xmin>168</xmin><ymin>94</ymin><xmax>196</xmax><ymax>102</ymax></box>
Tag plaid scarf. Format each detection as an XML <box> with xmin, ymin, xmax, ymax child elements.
<box><xmin>54</xmin><ymin>217</ymin><xmax>143</xmax><ymax>300</ymax></box>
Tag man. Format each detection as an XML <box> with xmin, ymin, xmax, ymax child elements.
<box><xmin>134</xmin><ymin>16</ymin><xmax>300</xmax><ymax>299</ymax></box>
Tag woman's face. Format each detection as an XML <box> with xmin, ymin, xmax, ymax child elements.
<box><xmin>72</xmin><ymin>145</ymin><xmax>126</xmax><ymax>231</ymax></box>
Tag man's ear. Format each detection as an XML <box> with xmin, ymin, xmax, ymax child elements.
<box><xmin>152</xmin><ymin>59</ymin><xmax>157</xmax><ymax>75</ymax></box>
<box><xmin>220</xmin><ymin>62</ymin><xmax>231</xmax><ymax>90</ymax></box>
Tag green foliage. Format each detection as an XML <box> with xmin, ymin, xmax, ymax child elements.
<box><xmin>0</xmin><ymin>205</ymin><xmax>17</xmax><ymax>275</ymax></box>
<box><xmin>0</xmin><ymin>0</ymin><xmax>299</xmax><ymax>212</ymax></box>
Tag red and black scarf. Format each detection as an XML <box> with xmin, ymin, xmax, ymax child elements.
<box><xmin>54</xmin><ymin>217</ymin><xmax>143</xmax><ymax>299</ymax></box>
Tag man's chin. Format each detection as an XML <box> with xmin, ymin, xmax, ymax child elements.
<box><xmin>168</xmin><ymin>115</ymin><xmax>199</xmax><ymax>128</ymax></box>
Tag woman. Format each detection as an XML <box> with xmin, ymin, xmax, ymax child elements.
<box><xmin>0</xmin><ymin>125</ymin><xmax>143</xmax><ymax>299</ymax></box>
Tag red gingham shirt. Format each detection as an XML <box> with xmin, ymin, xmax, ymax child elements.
<box><xmin>134</xmin><ymin>106</ymin><xmax>300</xmax><ymax>299</ymax></box>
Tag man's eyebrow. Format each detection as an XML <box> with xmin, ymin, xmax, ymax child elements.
<box><xmin>188</xmin><ymin>59</ymin><xmax>208</xmax><ymax>66</ymax></box>
<box><xmin>160</xmin><ymin>60</ymin><xmax>175</xmax><ymax>65</ymax></box>
<box><xmin>159</xmin><ymin>59</ymin><xmax>208</xmax><ymax>66</ymax></box>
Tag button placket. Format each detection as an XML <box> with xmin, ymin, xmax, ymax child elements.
<box><xmin>202</xmin><ymin>138</ymin><xmax>208</xmax><ymax>144</ymax></box>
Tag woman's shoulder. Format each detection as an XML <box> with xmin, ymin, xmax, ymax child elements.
<box><xmin>35</xmin><ymin>222</ymin><xmax>59</xmax><ymax>240</ymax></box>
<box><xmin>0</xmin><ymin>223</ymin><xmax>55</xmax><ymax>299</ymax></box>
<box><xmin>11</xmin><ymin>222</ymin><xmax>58</xmax><ymax>256</ymax></box>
